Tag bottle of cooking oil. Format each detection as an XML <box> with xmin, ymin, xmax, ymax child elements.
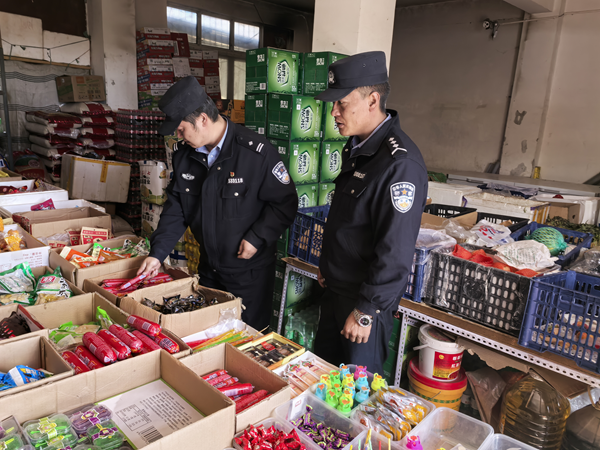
<box><xmin>500</xmin><ymin>373</ymin><xmax>570</xmax><ymax>450</ymax></box>
<box><xmin>561</xmin><ymin>400</ymin><xmax>600</xmax><ymax>450</ymax></box>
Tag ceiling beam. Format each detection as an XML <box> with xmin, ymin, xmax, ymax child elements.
<box><xmin>503</xmin><ymin>0</ymin><xmax>555</xmax><ymax>13</ymax></box>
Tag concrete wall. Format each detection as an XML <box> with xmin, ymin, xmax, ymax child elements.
<box><xmin>388</xmin><ymin>0</ymin><xmax>523</xmax><ymax>173</ymax></box>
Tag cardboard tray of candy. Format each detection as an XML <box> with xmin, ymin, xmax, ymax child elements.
<box><xmin>237</xmin><ymin>332</ymin><xmax>305</xmax><ymax>370</ymax></box>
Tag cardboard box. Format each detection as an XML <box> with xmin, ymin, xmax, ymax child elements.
<box><xmin>138</xmin><ymin>27</ymin><xmax>171</xmax><ymax>39</ymax></box>
<box><xmin>173</xmin><ymin>57</ymin><xmax>192</xmax><ymax>77</ymax></box>
<box><xmin>0</xmin><ymin>224</ymin><xmax>49</xmax><ymax>271</ymax></box>
<box><xmin>55</xmin><ymin>75</ymin><xmax>106</xmax><ymax>102</ymax></box>
<box><xmin>0</xmin><ymin>335</ymin><xmax>73</xmax><ymax>397</ymax></box>
<box><xmin>318</xmin><ymin>183</ymin><xmax>335</xmax><ymax>206</ymax></box>
<box><xmin>137</xmin><ymin>73</ymin><xmax>175</xmax><ymax>84</ymax></box>
<box><xmin>549</xmin><ymin>202</ymin><xmax>581</xmax><ymax>224</ymax></box>
<box><xmin>82</xmin><ymin>265</ymin><xmax>190</xmax><ymax>306</ymax></box>
<box><xmin>420</xmin><ymin>210</ymin><xmax>478</xmax><ymax>228</ymax></box>
<box><xmin>0</xmin><ymin>199</ymin><xmax>105</xmax><ymax>220</ymax></box>
<box><xmin>231</xmin><ymin>109</ymin><xmax>245</xmax><ymax>124</ymax></box>
<box><xmin>267</xmin><ymin>94</ymin><xmax>322</xmax><ymax>141</ymax></box>
<box><xmin>285</xmin><ymin>271</ymin><xmax>314</xmax><ymax>306</ymax></box>
<box><xmin>245</xmin><ymin>94</ymin><xmax>267</xmax><ymax>123</ymax></box>
<box><xmin>296</xmin><ymin>184</ymin><xmax>319</xmax><ymax>209</ymax></box>
<box><xmin>268</xmin><ymin>139</ymin><xmax>290</xmax><ymax>167</ymax></box>
<box><xmin>181</xmin><ymin>343</ymin><xmax>291</xmax><ymax>431</ymax></box>
<box><xmin>0</xmin><ymin>180</ymin><xmax>68</xmax><ymax>206</ymax></box>
<box><xmin>26</xmin><ymin>293</ymin><xmax>190</xmax><ymax>358</ymax></box>
<box><xmin>117</xmin><ymin>277</ymin><xmax>243</xmax><ymax>339</ymax></box>
<box><xmin>289</xmin><ymin>142</ymin><xmax>320</xmax><ymax>185</ymax></box>
<box><xmin>320</xmin><ymin>141</ymin><xmax>344</xmax><ymax>183</ymax></box>
<box><xmin>141</xmin><ymin>202</ymin><xmax>163</xmax><ymax>237</ymax></box>
<box><xmin>303</xmin><ymin>52</ymin><xmax>347</xmax><ymax>95</ymax></box>
<box><xmin>0</xmin><ymin>168</ymin><xmax>22</xmax><ymax>182</ymax></box>
<box><xmin>321</xmin><ymin>102</ymin><xmax>346</xmax><ymax>141</ymax></box>
<box><xmin>137</xmin><ymin>57</ymin><xmax>173</xmax><ymax>67</ymax></box>
<box><xmin>171</xmin><ymin>32</ymin><xmax>191</xmax><ymax>57</ymax></box>
<box><xmin>49</xmin><ymin>236</ymin><xmax>144</xmax><ymax>288</ymax></box>
<box><xmin>13</xmin><ymin>207</ymin><xmax>111</xmax><ymax>239</ymax></box>
<box><xmin>245</xmin><ymin>122</ymin><xmax>266</xmax><ymax>136</ymax></box>
<box><xmin>246</xmin><ymin>48</ymin><xmax>300</xmax><ymax>95</ymax></box>
<box><xmin>0</xmin><ymin>350</ymin><xmax>236</xmax><ymax>450</ymax></box>
<box><xmin>61</xmin><ymin>156</ymin><xmax>131</xmax><ymax>203</ymax></box>
<box><xmin>190</xmin><ymin>49</ymin><xmax>203</xmax><ymax>59</ymax></box>
<box><xmin>0</xmin><ymin>304</ymin><xmax>46</xmax><ymax>342</ymax></box>
<box><xmin>203</xmin><ymin>50</ymin><xmax>219</xmax><ymax>60</ymax></box>
<box><xmin>137</xmin><ymin>39</ymin><xmax>175</xmax><ymax>48</ymax></box>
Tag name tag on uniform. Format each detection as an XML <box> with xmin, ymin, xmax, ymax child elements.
<box><xmin>228</xmin><ymin>177</ymin><xmax>244</xmax><ymax>184</ymax></box>
<box><xmin>353</xmin><ymin>171</ymin><xmax>366</xmax><ymax>179</ymax></box>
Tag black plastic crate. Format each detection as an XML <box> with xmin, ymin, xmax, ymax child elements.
<box><xmin>476</xmin><ymin>212</ymin><xmax>529</xmax><ymax>233</ymax></box>
<box><xmin>424</xmin><ymin>204</ymin><xmax>476</xmax><ymax>218</ymax></box>
<box><xmin>425</xmin><ymin>248</ymin><xmax>531</xmax><ymax>336</ymax></box>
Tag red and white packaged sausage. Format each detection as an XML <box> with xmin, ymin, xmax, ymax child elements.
<box><xmin>62</xmin><ymin>351</ymin><xmax>90</xmax><ymax>374</ymax></box>
<box><xmin>152</xmin><ymin>331</ymin><xmax>179</xmax><ymax>354</ymax></box>
<box><xmin>127</xmin><ymin>315</ymin><xmax>161</xmax><ymax>336</ymax></box>
<box><xmin>97</xmin><ymin>329</ymin><xmax>131</xmax><ymax>360</ymax></box>
<box><xmin>132</xmin><ymin>330</ymin><xmax>162</xmax><ymax>353</ymax></box>
<box><xmin>109</xmin><ymin>324</ymin><xmax>143</xmax><ymax>353</ymax></box>
<box><xmin>74</xmin><ymin>345</ymin><xmax>105</xmax><ymax>370</ymax></box>
<box><xmin>83</xmin><ymin>332</ymin><xmax>117</xmax><ymax>364</ymax></box>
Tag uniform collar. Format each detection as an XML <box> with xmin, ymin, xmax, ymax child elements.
<box><xmin>350</xmin><ymin>113</ymin><xmax>391</xmax><ymax>156</ymax></box>
<box><xmin>347</xmin><ymin>110</ymin><xmax>399</xmax><ymax>158</ymax></box>
<box><xmin>195</xmin><ymin>119</ymin><xmax>228</xmax><ymax>155</ymax></box>
<box><xmin>190</xmin><ymin>116</ymin><xmax>234</xmax><ymax>165</ymax></box>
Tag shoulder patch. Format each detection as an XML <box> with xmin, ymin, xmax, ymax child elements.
<box><xmin>236</xmin><ymin>135</ymin><xmax>267</xmax><ymax>156</ymax></box>
<box><xmin>391</xmin><ymin>182</ymin><xmax>415</xmax><ymax>213</ymax></box>
<box><xmin>272</xmin><ymin>161</ymin><xmax>290</xmax><ymax>184</ymax></box>
<box><xmin>386</xmin><ymin>135</ymin><xmax>407</xmax><ymax>158</ymax></box>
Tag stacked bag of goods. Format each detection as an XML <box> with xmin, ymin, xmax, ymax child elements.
<box><xmin>114</xmin><ymin>109</ymin><xmax>166</xmax><ymax>234</ymax></box>
<box><xmin>60</xmin><ymin>102</ymin><xmax>116</xmax><ymax>161</ymax></box>
<box><xmin>202</xmin><ymin>50</ymin><xmax>221</xmax><ymax>102</ymax></box>
<box><xmin>139</xmin><ymin>159</ymin><xmax>168</xmax><ymax>238</ymax></box>
<box><xmin>136</xmin><ymin>27</ymin><xmax>175</xmax><ymax>111</ymax></box>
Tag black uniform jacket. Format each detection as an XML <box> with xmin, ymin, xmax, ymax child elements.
<box><xmin>320</xmin><ymin>110</ymin><xmax>428</xmax><ymax>317</ymax></box>
<box><xmin>149</xmin><ymin>117</ymin><xmax>298</xmax><ymax>271</ymax></box>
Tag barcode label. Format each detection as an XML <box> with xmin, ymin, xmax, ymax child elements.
<box><xmin>139</xmin><ymin>426</ymin><xmax>163</xmax><ymax>444</ymax></box>
<box><xmin>260</xmin><ymin>83</ymin><xmax>266</xmax><ymax>90</ymax></box>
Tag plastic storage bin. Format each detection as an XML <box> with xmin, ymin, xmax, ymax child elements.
<box><xmin>69</xmin><ymin>405</ymin><xmax>113</xmax><ymax>436</ymax></box>
<box><xmin>233</xmin><ymin>418</ymin><xmax>320</xmax><ymax>450</ymax></box>
<box><xmin>288</xmin><ymin>206</ymin><xmax>330</xmax><ymax>266</ymax></box>
<box><xmin>510</xmin><ymin>222</ymin><xmax>593</xmax><ymax>267</ymax></box>
<box><xmin>274</xmin><ymin>392</ymin><xmax>364</xmax><ymax>450</ymax></box>
<box><xmin>404</xmin><ymin>248</ymin><xmax>429</xmax><ymax>303</ymax></box>
<box><xmin>427</xmin><ymin>182</ymin><xmax>481</xmax><ymax>207</ymax></box>
<box><xmin>463</xmin><ymin>192</ymin><xmax>550</xmax><ymax>223</ymax></box>
<box><xmin>476</xmin><ymin>212</ymin><xmax>529</xmax><ymax>233</ymax></box>
<box><xmin>425</xmin><ymin>249</ymin><xmax>531</xmax><ymax>336</ymax></box>
<box><xmin>22</xmin><ymin>414</ymin><xmax>78</xmax><ymax>450</ymax></box>
<box><xmin>401</xmin><ymin>407</ymin><xmax>493</xmax><ymax>450</ymax></box>
<box><xmin>424</xmin><ymin>204</ymin><xmax>476</xmax><ymax>218</ymax></box>
<box><xmin>519</xmin><ymin>271</ymin><xmax>600</xmax><ymax>373</ymax></box>
<box><xmin>479</xmin><ymin>434</ymin><xmax>538</xmax><ymax>450</ymax></box>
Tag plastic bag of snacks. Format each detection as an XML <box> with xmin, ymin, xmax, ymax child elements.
<box><xmin>0</xmin><ymin>262</ymin><xmax>36</xmax><ymax>300</ymax></box>
<box><xmin>60</xmin><ymin>102</ymin><xmax>112</xmax><ymax>116</ymax></box>
<box><xmin>34</xmin><ymin>267</ymin><xmax>73</xmax><ymax>305</ymax></box>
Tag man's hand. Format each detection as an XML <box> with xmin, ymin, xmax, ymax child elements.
<box><xmin>237</xmin><ymin>239</ymin><xmax>258</xmax><ymax>259</ymax></box>
<box><xmin>317</xmin><ymin>268</ymin><xmax>326</xmax><ymax>288</ymax></box>
<box><xmin>341</xmin><ymin>310</ymin><xmax>372</xmax><ymax>344</ymax></box>
<box><xmin>137</xmin><ymin>257</ymin><xmax>161</xmax><ymax>278</ymax></box>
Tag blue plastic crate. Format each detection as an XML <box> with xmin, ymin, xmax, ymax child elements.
<box><xmin>510</xmin><ymin>222</ymin><xmax>593</xmax><ymax>267</ymax></box>
<box><xmin>403</xmin><ymin>248</ymin><xmax>429</xmax><ymax>303</ymax></box>
<box><xmin>288</xmin><ymin>206</ymin><xmax>330</xmax><ymax>266</ymax></box>
<box><xmin>519</xmin><ymin>271</ymin><xmax>600</xmax><ymax>374</ymax></box>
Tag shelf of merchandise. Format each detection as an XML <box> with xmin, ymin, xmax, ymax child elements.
<box><xmin>276</xmin><ymin>257</ymin><xmax>318</xmax><ymax>334</ymax></box>
<box><xmin>395</xmin><ymin>298</ymin><xmax>600</xmax><ymax>388</ymax></box>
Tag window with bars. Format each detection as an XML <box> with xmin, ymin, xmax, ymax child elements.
<box><xmin>167</xmin><ymin>5</ymin><xmax>261</xmax><ymax>100</ymax></box>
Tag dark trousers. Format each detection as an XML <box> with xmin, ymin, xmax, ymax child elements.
<box><xmin>314</xmin><ymin>288</ymin><xmax>394</xmax><ymax>375</ymax></box>
<box><xmin>197</xmin><ymin>262</ymin><xmax>275</xmax><ymax>331</ymax></box>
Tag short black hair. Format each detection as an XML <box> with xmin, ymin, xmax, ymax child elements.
<box><xmin>183</xmin><ymin>96</ymin><xmax>220</xmax><ymax>128</ymax></box>
<box><xmin>357</xmin><ymin>82</ymin><xmax>391</xmax><ymax>113</ymax></box>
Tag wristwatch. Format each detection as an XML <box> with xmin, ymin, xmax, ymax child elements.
<box><xmin>353</xmin><ymin>309</ymin><xmax>373</xmax><ymax>327</ymax></box>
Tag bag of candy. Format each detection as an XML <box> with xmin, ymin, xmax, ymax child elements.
<box><xmin>34</xmin><ymin>267</ymin><xmax>73</xmax><ymax>305</ymax></box>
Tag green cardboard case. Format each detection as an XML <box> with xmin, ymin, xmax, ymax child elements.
<box><xmin>320</xmin><ymin>141</ymin><xmax>344</xmax><ymax>183</ymax></box>
<box><xmin>289</xmin><ymin>142</ymin><xmax>320</xmax><ymax>185</ymax></box>
<box><xmin>267</xmin><ymin>94</ymin><xmax>322</xmax><ymax>141</ymax></box>
<box><xmin>246</xmin><ymin>48</ymin><xmax>300</xmax><ymax>94</ymax></box>
<box><xmin>303</xmin><ymin>52</ymin><xmax>347</xmax><ymax>95</ymax></box>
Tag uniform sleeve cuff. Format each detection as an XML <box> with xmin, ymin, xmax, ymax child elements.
<box><xmin>354</xmin><ymin>300</ymin><xmax>381</xmax><ymax>318</ymax></box>
<box><xmin>243</xmin><ymin>229</ymin><xmax>264</xmax><ymax>251</ymax></box>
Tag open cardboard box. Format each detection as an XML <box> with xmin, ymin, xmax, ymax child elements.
<box><xmin>0</xmin><ymin>335</ymin><xmax>73</xmax><ymax>398</ymax></box>
<box><xmin>420</xmin><ymin>210</ymin><xmax>478</xmax><ymax>228</ymax></box>
<box><xmin>117</xmin><ymin>277</ymin><xmax>243</xmax><ymax>339</ymax></box>
<box><xmin>0</xmin><ymin>304</ymin><xmax>47</xmax><ymax>342</ymax></box>
<box><xmin>180</xmin><ymin>343</ymin><xmax>291</xmax><ymax>431</ymax></box>
<box><xmin>26</xmin><ymin>293</ymin><xmax>190</xmax><ymax>359</ymax></box>
<box><xmin>0</xmin><ymin>179</ymin><xmax>68</xmax><ymax>206</ymax></box>
<box><xmin>0</xmin><ymin>224</ymin><xmax>50</xmax><ymax>271</ymax></box>
<box><xmin>13</xmin><ymin>207</ymin><xmax>112</xmax><ymax>238</ymax></box>
<box><xmin>0</xmin><ymin>168</ymin><xmax>23</xmax><ymax>182</ymax></box>
<box><xmin>82</xmin><ymin>265</ymin><xmax>191</xmax><ymax>306</ymax></box>
<box><xmin>49</xmin><ymin>236</ymin><xmax>144</xmax><ymax>288</ymax></box>
<box><xmin>0</xmin><ymin>199</ymin><xmax>105</xmax><ymax>219</ymax></box>
<box><xmin>0</xmin><ymin>350</ymin><xmax>236</xmax><ymax>450</ymax></box>
<box><xmin>548</xmin><ymin>202</ymin><xmax>581</xmax><ymax>224</ymax></box>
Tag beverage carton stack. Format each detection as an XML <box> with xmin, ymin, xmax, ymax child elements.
<box><xmin>136</xmin><ymin>27</ymin><xmax>175</xmax><ymax>111</ymax></box>
<box><xmin>245</xmin><ymin>48</ymin><xmax>347</xmax><ymax>333</ymax></box>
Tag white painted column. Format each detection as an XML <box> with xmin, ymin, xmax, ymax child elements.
<box><xmin>88</xmin><ymin>0</ymin><xmax>137</xmax><ymax>110</ymax></box>
<box><xmin>312</xmin><ymin>0</ymin><xmax>397</xmax><ymax>67</ymax></box>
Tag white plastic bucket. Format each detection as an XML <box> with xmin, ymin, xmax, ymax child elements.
<box><xmin>414</xmin><ymin>325</ymin><xmax>464</xmax><ymax>381</ymax></box>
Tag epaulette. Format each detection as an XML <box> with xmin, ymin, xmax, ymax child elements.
<box><xmin>386</xmin><ymin>135</ymin><xmax>408</xmax><ymax>159</ymax></box>
<box><xmin>236</xmin><ymin>134</ymin><xmax>267</xmax><ymax>156</ymax></box>
<box><xmin>173</xmin><ymin>140</ymin><xmax>185</xmax><ymax>152</ymax></box>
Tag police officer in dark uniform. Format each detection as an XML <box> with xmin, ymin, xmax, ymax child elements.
<box><xmin>313</xmin><ymin>52</ymin><xmax>428</xmax><ymax>374</ymax></box>
<box><xmin>138</xmin><ymin>77</ymin><xmax>298</xmax><ymax>330</ymax></box>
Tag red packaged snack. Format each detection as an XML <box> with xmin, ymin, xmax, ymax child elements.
<box><xmin>98</xmin><ymin>329</ymin><xmax>132</xmax><ymax>360</ymax></box>
<box><xmin>83</xmin><ymin>332</ymin><xmax>117</xmax><ymax>364</ymax></box>
<box><xmin>202</xmin><ymin>369</ymin><xmax>227</xmax><ymax>381</ymax></box>
<box><xmin>235</xmin><ymin>390</ymin><xmax>270</xmax><ymax>413</ymax></box>
<box><xmin>127</xmin><ymin>315</ymin><xmax>161</xmax><ymax>336</ymax></box>
<box><xmin>75</xmin><ymin>345</ymin><xmax>105</xmax><ymax>370</ymax></box>
<box><xmin>31</xmin><ymin>199</ymin><xmax>55</xmax><ymax>211</ymax></box>
<box><xmin>152</xmin><ymin>331</ymin><xmax>179</xmax><ymax>354</ymax></box>
<box><xmin>133</xmin><ymin>330</ymin><xmax>162</xmax><ymax>353</ymax></box>
<box><xmin>109</xmin><ymin>324</ymin><xmax>143</xmax><ymax>353</ymax></box>
<box><xmin>214</xmin><ymin>377</ymin><xmax>239</xmax><ymax>389</ymax></box>
<box><xmin>118</xmin><ymin>274</ymin><xmax>147</xmax><ymax>290</ymax></box>
<box><xmin>218</xmin><ymin>383</ymin><xmax>254</xmax><ymax>397</ymax></box>
<box><xmin>62</xmin><ymin>351</ymin><xmax>91</xmax><ymax>374</ymax></box>
<box><xmin>208</xmin><ymin>373</ymin><xmax>232</xmax><ymax>386</ymax></box>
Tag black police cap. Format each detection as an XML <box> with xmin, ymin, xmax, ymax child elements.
<box><xmin>315</xmin><ymin>51</ymin><xmax>388</xmax><ymax>102</ymax></box>
<box><xmin>158</xmin><ymin>76</ymin><xmax>208</xmax><ymax>135</ymax></box>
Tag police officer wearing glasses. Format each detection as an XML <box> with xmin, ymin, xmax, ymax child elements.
<box><xmin>314</xmin><ymin>51</ymin><xmax>428</xmax><ymax>374</ymax></box>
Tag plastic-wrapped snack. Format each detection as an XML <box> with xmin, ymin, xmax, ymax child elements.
<box><xmin>130</xmin><ymin>238</ymin><xmax>151</xmax><ymax>257</ymax></box>
<box><xmin>0</xmin><ymin>262</ymin><xmax>36</xmax><ymax>296</ymax></box>
<box><xmin>0</xmin><ymin>230</ymin><xmax>26</xmax><ymax>252</ymax></box>
<box><xmin>34</xmin><ymin>267</ymin><xmax>73</xmax><ymax>305</ymax></box>
<box><xmin>0</xmin><ymin>293</ymin><xmax>30</xmax><ymax>305</ymax></box>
